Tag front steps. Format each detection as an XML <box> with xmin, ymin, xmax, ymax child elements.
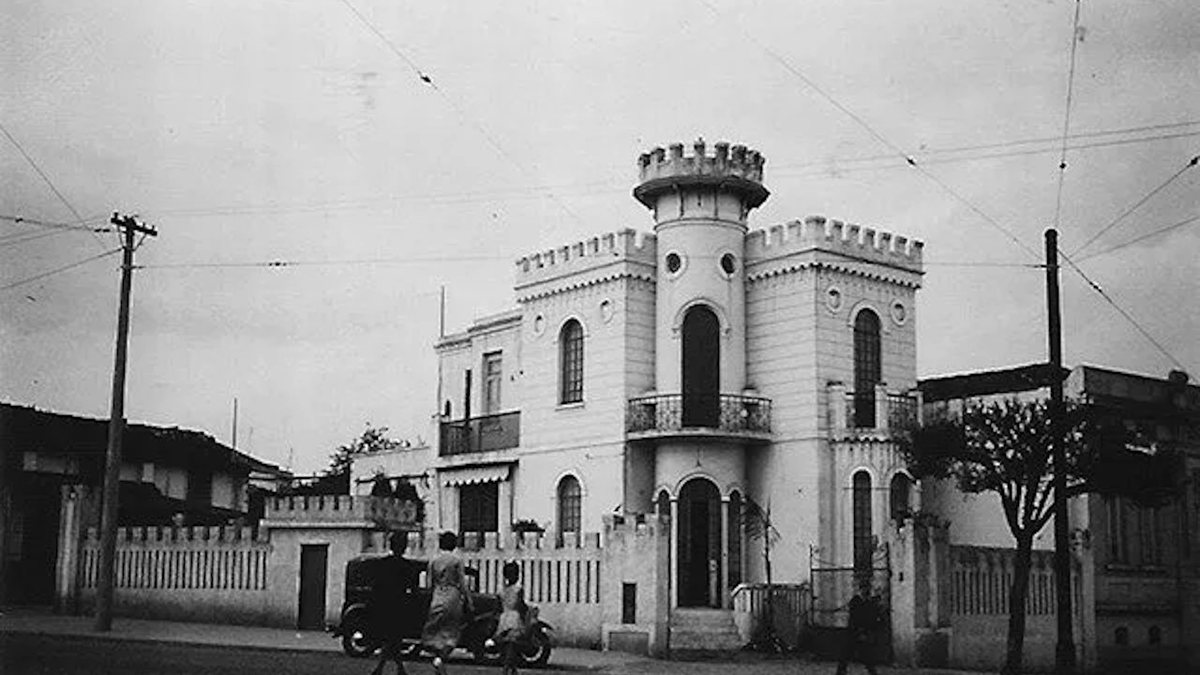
<box><xmin>669</xmin><ymin>608</ymin><xmax>744</xmax><ymax>654</ymax></box>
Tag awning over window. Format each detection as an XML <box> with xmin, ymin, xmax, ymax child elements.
<box><xmin>440</xmin><ymin>464</ymin><xmax>511</xmax><ymax>487</ymax></box>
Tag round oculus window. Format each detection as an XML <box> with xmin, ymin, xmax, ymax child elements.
<box><xmin>720</xmin><ymin>253</ymin><xmax>737</xmax><ymax>275</ymax></box>
<box><xmin>665</xmin><ymin>252</ymin><xmax>682</xmax><ymax>274</ymax></box>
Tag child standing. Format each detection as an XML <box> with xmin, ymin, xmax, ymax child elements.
<box><xmin>493</xmin><ymin>561</ymin><xmax>528</xmax><ymax>675</ymax></box>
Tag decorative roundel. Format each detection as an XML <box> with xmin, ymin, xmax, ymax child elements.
<box><xmin>890</xmin><ymin>300</ymin><xmax>907</xmax><ymax>325</ymax></box>
<box><xmin>825</xmin><ymin>286</ymin><xmax>843</xmax><ymax>312</ymax></box>
<box><xmin>599</xmin><ymin>298</ymin><xmax>615</xmax><ymax>323</ymax></box>
<box><xmin>665</xmin><ymin>251</ymin><xmax>684</xmax><ymax>275</ymax></box>
<box><xmin>719</xmin><ymin>252</ymin><xmax>738</xmax><ymax>276</ymax></box>
<box><xmin>532</xmin><ymin>314</ymin><xmax>546</xmax><ymax>335</ymax></box>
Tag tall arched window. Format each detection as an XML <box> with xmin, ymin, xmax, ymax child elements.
<box><xmin>890</xmin><ymin>473</ymin><xmax>912</xmax><ymax>522</ymax></box>
<box><xmin>853</xmin><ymin>310</ymin><xmax>882</xmax><ymax>428</ymax></box>
<box><xmin>557</xmin><ymin>475</ymin><xmax>582</xmax><ymax>535</ymax></box>
<box><xmin>559</xmin><ymin>320</ymin><xmax>584</xmax><ymax>404</ymax></box>
<box><xmin>852</xmin><ymin>470</ymin><xmax>873</xmax><ymax>572</ymax></box>
<box><xmin>682</xmin><ymin>305</ymin><xmax>720</xmax><ymax>427</ymax></box>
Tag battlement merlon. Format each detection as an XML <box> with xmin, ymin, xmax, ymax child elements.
<box><xmin>633</xmin><ymin>139</ymin><xmax>769</xmax><ymax>210</ymax></box>
<box><xmin>514</xmin><ymin>228</ymin><xmax>657</xmax><ymax>289</ymax></box>
<box><xmin>744</xmin><ymin>215</ymin><xmax>924</xmax><ymax>273</ymax></box>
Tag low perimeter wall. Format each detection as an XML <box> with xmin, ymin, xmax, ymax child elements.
<box><xmin>58</xmin><ymin>497</ymin><xmax>670</xmax><ymax>654</ymax></box>
<box><xmin>77</xmin><ymin>525</ymin><xmax>271</xmax><ymax>625</ymax></box>
<box><xmin>948</xmin><ymin>545</ymin><xmax>1078</xmax><ymax>673</ymax></box>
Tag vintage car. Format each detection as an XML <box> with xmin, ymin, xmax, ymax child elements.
<box><xmin>331</xmin><ymin>553</ymin><xmax>553</xmax><ymax>666</ymax></box>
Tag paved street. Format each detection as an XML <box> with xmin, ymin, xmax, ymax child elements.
<box><xmin>1</xmin><ymin>633</ymin><xmax>579</xmax><ymax>675</ymax></box>
<box><xmin>0</xmin><ymin>632</ymin><xmax>966</xmax><ymax>675</ymax></box>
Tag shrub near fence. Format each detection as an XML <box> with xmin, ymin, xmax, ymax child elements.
<box><xmin>395</xmin><ymin>530</ymin><xmax>604</xmax><ymax>648</ymax></box>
<box><xmin>79</xmin><ymin>525</ymin><xmax>271</xmax><ymax>625</ymax></box>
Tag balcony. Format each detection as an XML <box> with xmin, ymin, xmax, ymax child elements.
<box><xmin>828</xmin><ymin>383</ymin><xmax>918</xmax><ymax>437</ymax></box>
<box><xmin>439</xmin><ymin>411</ymin><xmax>521</xmax><ymax>456</ymax></box>
<box><xmin>626</xmin><ymin>393</ymin><xmax>772</xmax><ymax>442</ymax></box>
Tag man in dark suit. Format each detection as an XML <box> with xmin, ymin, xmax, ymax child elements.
<box><xmin>370</xmin><ymin>530</ymin><xmax>426</xmax><ymax>675</ymax></box>
<box><xmin>836</xmin><ymin>576</ymin><xmax>883</xmax><ymax>675</ymax></box>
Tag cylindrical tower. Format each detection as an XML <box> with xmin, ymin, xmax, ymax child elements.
<box><xmin>633</xmin><ymin>139</ymin><xmax>769</xmax><ymax>609</ymax></box>
<box><xmin>634</xmin><ymin>139</ymin><xmax>768</xmax><ymax>396</ymax></box>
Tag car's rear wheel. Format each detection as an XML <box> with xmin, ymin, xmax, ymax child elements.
<box><xmin>520</xmin><ymin>633</ymin><xmax>551</xmax><ymax>666</ymax></box>
<box><xmin>342</xmin><ymin>629</ymin><xmax>377</xmax><ymax>658</ymax></box>
<box><xmin>339</xmin><ymin>608</ymin><xmax>376</xmax><ymax>658</ymax></box>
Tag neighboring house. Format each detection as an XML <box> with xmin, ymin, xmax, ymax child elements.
<box><xmin>373</xmin><ymin>139</ymin><xmax>924</xmax><ymax>611</ymax></box>
<box><xmin>918</xmin><ymin>364</ymin><xmax>1200</xmax><ymax>670</ymax></box>
<box><xmin>0</xmin><ymin>402</ymin><xmax>282</xmax><ymax>605</ymax></box>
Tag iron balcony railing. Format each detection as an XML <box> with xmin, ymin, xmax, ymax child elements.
<box><xmin>439</xmin><ymin>411</ymin><xmax>520</xmax><ymax>456</ymax></box>
<box><xmin>626</xmin><ymin>393</ymin><xmax>772</xmax><ymax>437</ymax></box>
<box><xmin>842</xmin><ymin>390</ymin><xmax>917</xmax><ymax>431</ymax></box>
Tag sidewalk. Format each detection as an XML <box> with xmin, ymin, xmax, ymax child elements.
<box><xmin>0</xmin><ymin>607</ymin><xmax>984</xmax><ymax>675</ymax></box>
<box><xmin>0</xmin><ymin>607</ymin><xmax>645</xmax><ymax>671</ymax></box>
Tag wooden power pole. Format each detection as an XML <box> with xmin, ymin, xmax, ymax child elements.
<box><xmin>94</xmin><ymin>213</ymin><xmax>156</xmax><ymax>632</ymax></box>
<box><xmin>1045</xmin><ymin>228</ymin><xmax>1076</xmax><ymax>673</ymax></box>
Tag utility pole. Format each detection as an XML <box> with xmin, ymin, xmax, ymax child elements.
<box><xmin>1045</xmin><ymin>228</ymin><xmax>1076</xmax><ymax>673</ymax></box>
<box><xmin>94</xmin><ymin>213</ymin><xmax>157</xmax><ymax>632</ymax></box>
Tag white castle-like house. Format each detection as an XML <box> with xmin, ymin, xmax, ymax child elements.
<box><xmin>370</xmin><ymin>139</ymin><xmax>923</xmax><ymax>609</ymax></box>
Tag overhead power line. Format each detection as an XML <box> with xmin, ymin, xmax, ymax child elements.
<box><xmin>1052</xmin><ymin>0</ymin><xmax>1083</xmax><ymax>232</ymax></box>
<box><xmin>698</xmin><ymin>0</ymin><xmax>1040</xmax><ymax>261</ymax></box>
<box><xmin>0</xmin><ymin>122</ymin><xmax>108</xmax><ymax>251</ymax></box>
<box><xmin>1076</xmin><ymin>213</ymin><xmax>1200</xmax><ymax>261</ymax></box>
<box><xmin>336</xmin><ymin>0</ymin><xmax>591</xmax><ymax>230</ymax></box>
<box><xmin>1058</xmin><ymin>248</ymin><xmax>1188</xmax><ymax>371</ymax></box>
<box><xmin>0</xmin><ymin>229</ymin><xmax>74</xmax><ymax>249</ymax></box>
<box><xmin>84</xmin><ymin>125</ymin><xmax>1196</xmax><ymax>224</ymax></box>
<box><xmin>1070</xmin><ymin>153</ymin><xmax>1199</xmax><ymax>256</ymax></box>
<box><xmin>0</xmin><ymin>248</ymin><xmax>122</xmax><ymax>292</ymax></box>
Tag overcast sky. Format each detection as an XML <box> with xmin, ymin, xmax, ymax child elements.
<box><xmin>2</xmin><ymin>0</ymin><xmax>1197</xmax><ymax>474</ymax></box>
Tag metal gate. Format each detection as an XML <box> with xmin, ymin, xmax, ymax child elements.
<box><xmin>807</xmin><ymin>541</ymin><xmax>892</xmax><ymax>661</ymax></box>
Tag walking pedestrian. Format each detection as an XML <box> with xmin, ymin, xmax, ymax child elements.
<box><xmin>370</xmin><ymin>530</ymin><xmax>425</xmax><ymax>675</ymax></box>
<box><xmin>835</xmin><ymin>576</ymin><xmax>882</xmax><ymax>675</ymax></box>
<box><xmin>492</xmin><ymin>561</ymin><xmax>529</xmax><ymax>675</ymax></box>
<box><xmin>422</xmin><ymin>531</ymin><xmax>473</xmax><ymax>675</ymax></box>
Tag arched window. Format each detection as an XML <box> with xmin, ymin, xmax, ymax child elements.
<box><xmin>1114</xmin><ymin>626</ymin><xmax>1129</xmax><ymax>646</ymax></box>
<box><xmin>559</xmin><ymin>320</ymin><xmax>584</xmax><ymax>404</ymax></box>
<box><xmin>1148</xmin><ymin>625</ymin><xmax>1162</xmax><ymax>646</ymax></box>
<box><xmin>557</xmin><ymin>475</ymin><xmax>582</xmax><ymax>535</ymax></box>
<box><xmin>852</xmin><ymin>470</ymin><xmax>873</xmax><ymax>571</ymax></box>
<box><xmin>681</xmin><ymin>305</ymin><xmax>720</xmax><ymax>427</ymax></box>
<box><xmin>853</xmin><ymin>310</ymin><xmax>882</xmax><ymax>428</ymax></box>
<box><xmin>656</xmin><ymin>490</ymin><xmax>671</xmax><ymax>520</ymax></box>
<box><xmin>890</xmin><ymin>473</ymin><xmax>912</xmax><ymax>522</ymax></box>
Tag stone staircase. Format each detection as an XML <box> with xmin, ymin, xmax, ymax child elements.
<box><xmin>669</xmin><ymin>608</ymin><xmax>744</xmax><ymax>654</ymax></box>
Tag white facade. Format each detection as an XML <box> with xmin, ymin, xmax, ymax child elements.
<box><xmin>375</xmin><ymin>140</ymin><xmax>925</xmax><ymax>608</ymax></box>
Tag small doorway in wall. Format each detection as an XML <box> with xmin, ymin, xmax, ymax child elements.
<box><xmin>677</xmin><ymin>477</ymin><xmax>722</xmax><ymax>607</ymax></box>
<box><xmin>297</xmin><ymin>543</ymin><xmax>329</xmax><ymax>630</ymax></box>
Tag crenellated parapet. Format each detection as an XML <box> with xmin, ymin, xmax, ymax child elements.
<box><xmin>514</xmin><ymin>228</ymin><xmax>656</xmax><ymax>300</ymax></box>
<box><xmin>745</xmin><ymin>214</ymin><xmax>924</xmax><ymax>274</ymax></box>
<box><xmin>263</xmin><ymin>495</ymin><xmax>421</xmax><ymax>529</ymax></box>
<box><xmin>634</xmin><ymin>139</ymin><xmax>769</xmax><ymax>209</ymax></box>
<box><xmin>85</xmin><ymin>524</ymin><xmax>265</xmax><ymax>544</ymax></box>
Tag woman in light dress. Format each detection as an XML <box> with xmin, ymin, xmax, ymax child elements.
<box><xmin>421</xmin><ymin>531</ymin><xmax>473</xmax><ymax>675</ymax></box>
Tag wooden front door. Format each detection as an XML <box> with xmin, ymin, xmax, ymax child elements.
<box><xmin>297</xmin><ymin>544</ymin><xmax>328</xmax><ymax>630</ymax></box>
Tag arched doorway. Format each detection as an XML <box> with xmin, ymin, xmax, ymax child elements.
<box><xmin>677</xmin><ymin>477</ymin><xmax>722</xmax><ymax>607</ymax></box>
<box><xmin>682</xmin><ymin>306</ymin><xmax>720</xmax><ymax>428</ymax></box>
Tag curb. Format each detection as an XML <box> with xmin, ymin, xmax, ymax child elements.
<box><xmin>0</xmin><ymin>627</ymin><xmax>609</xmax><ymax>671</ymax></box>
